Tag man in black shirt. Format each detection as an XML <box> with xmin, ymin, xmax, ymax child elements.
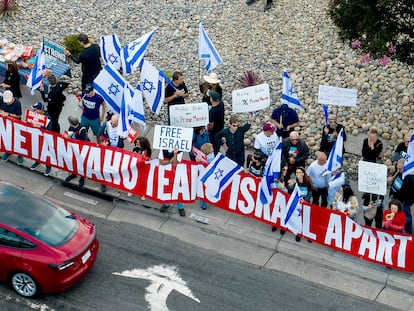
<box><xmin>208</xmin><ymin>91</ymin><xmax>224</xmax><ymax>155</ymax></box>
<box><xmin>164</xmin><ymin>71</ymin><xmax>189</xmax><ymax>125</ymax></box>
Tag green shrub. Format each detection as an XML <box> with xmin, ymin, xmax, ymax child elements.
<box><xmin>0</xmin><ymin>0</ymin><xmax>18</xmax><ymax>17</ymax></box>
<box><xmin>62</xmin><ymin>34</ymin><xmax>83</xmax><ymax>58</ymax></box>
<box><xmin>328</xmin><ymin>0</ymin><xmax>413</xmax><ymax>65</ymax></box>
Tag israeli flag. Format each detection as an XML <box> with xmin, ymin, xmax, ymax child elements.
<box><xmin>323</xmin><ymin>128</ymin><xmax>345</xmax><ymax>176</ymax></box>
<box><xmin>281</xmin><ymin>70</ymin><xmax>303</xmax><ymax>110</ymax></box>
<box><xmin>93</xmin><ymin>64</ymin><xmax>127</xmax><ymax>114</ymax></box>
<box><xmin>100</xmin><ymin>34</ymin><xmax>122</xmax><ymax>70</ymax></box>
<box><xmin>403</xmin><ymin>132</ymin><xmax>414</xmax><ymax>179</ymax></box>
<box><xmin>26</xmin><ymin>45</ymin><xmax>46</xmax><ymax>95</ymax></box>
<box><xmin>117</xmin><ymin>85</ymin><xmax>145</xmax><ymax>138</ymax></box>
<box><xmin>198</xmin><ymin>23</ymin><xmax>223</xmax><ymax>73</ymax></box>
<box><xmin>199</xmin><ymin>153</ymin><xmax>242</xmax><ymax>199</ymax></box>
<box><xmin>139</xmin><ymin>59</ymin><xmax>165</xmax><ymax>114</ymax></box>
<box><xmin>259</xmin><ymin>141</ymin><xmax>282</xmax><ymax>205</ymax></box>
<box><xmin>283</xmin><ymin>184</ymin><xmax>303</xmax><ymax>235</ymax></box>
<box><xmin>127</xmin><ymin>87</ymin><xmax>146</xmax><ymax>128</ymax></box>
<box><xmin>121</xmin><ymin>29</ymin><xmax>155</xmax><ymax>74</ymax></box>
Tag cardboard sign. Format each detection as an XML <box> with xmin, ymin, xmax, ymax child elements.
<box><xmin>358</xmin><ymin>161</ymin><xmax>387</xmax><ymax>195</ymax></box>
<box><xmin>25</xmin><ymin>110</ymin><xmax>48</xmax><ymax>128</ymax></box>
<box><xmin>318</xmin><ymin>85</ymin><xmax>357</xmax><ymax>107</ymax></box>
<box><xmin>169</xmin><ymin>103</ymin><xmax>209</xmax><ymax>127</ymax></box>
<box><xmin>153</xmin><ymin>125</ymin><xmax>193</xmax><ymax>152</ymax></box>
<box><xmin>44</xmin><ymin>39</ymin><xmax>67</xmax><ymax>63</ymax></box>
<box><xmin>231</xmin><ymin>83</ymin><xmax>270</xmax><ymax>113</ymax></box>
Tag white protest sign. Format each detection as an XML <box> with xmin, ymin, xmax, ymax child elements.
<box><xmin>318</xmin><ymin>85</ymin><xmax>358</xmax><ymax>107</ymax></box>
<box><xmin>231</xmin><ymin>83</ymin><xmax>270</xmax><ymax>113</ymax></box>
<box><xmin>357</xmin><ymin>161</ymin><xmax>387</xmax><ymax>195</ymax></box>
<box><xmin>153</xmin><ymin>125</ymin><xmax>193</xmax><ymax>152</ymax></box>
<box><xmin>169</xmin><ymin>103</ymin><xmax>209</xmax><ymax>127</ymax></box>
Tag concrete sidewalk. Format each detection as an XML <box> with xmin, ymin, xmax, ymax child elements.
<box><xmin>6</xmin><ymin>85</ymin><xmax>414</xmax><ymax>310</ymax></box>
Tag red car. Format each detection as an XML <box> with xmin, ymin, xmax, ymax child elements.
<box><xmin>0</xmin><ymin>181</ymin><xmax>99</xmax><ymax>297</ymax></box>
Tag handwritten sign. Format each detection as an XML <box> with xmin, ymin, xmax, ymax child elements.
<box><xmin>232</xmin><ymin>83</ymin><xmax>270</xmax><ymax>113</ymax></box>
<box><xmin>169</xmin><ymin>103</ymin><xmax>209</xmax><ymax>127</ymax></box>
<box><xmin>153</xmin><ymin>125</ymin><xmax>193</xmax><ymax>152</ymax></box>
<box><xmin>358</xmin><ymin>161</ymin><xmax>387</xmax><ymax>195</ymax></box>
<box><xmin>25</xmin><ymin>110</ymin><xmax>48</xmax><ymax>128</ymax></box>
<box><xmin>318</xmin><ymin>85</ymin><xmax>357</xmax><ymax>107</ymax></box>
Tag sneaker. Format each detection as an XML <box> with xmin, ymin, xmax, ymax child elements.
<box><xmin>280</xmin><ymin>230</ymin><xmax>286</xmax><ymax>235</ymax></box>
<box><xmin>178</xmin><ymin>208</ymin><xmax>186</xmax><ymax>217</ymax></box>
<box><xmin>79</xmin><ymin>178</ymin><xmax>85</xmax><ymax>189</ymax></box>
<box><xmin>160</xmin><ymin>204</ymin><xmax>169</xmax><ymax>213</ymax></box>
<box><xmin>295</xmin><ymin>236</ymin><xmax>301</xmax><ymax>243</ymax></box>
<box><xmin>30</xmin><ymin>162</ymin><xmax>40</xmax><ymax>170</ymax></box>
<box><xmin>200</xmin><ymin>202</ymin><xmax>207</xmax><ymax>211</ymax></box>
<box><xmin>44</xmin><ymin>167</ymin><xmax>51</xmax><ymax>176</ymax></box>
<box><xmin>1</xmin><ymin>153</ymin><xmax>10</xmax><ymax>162</ymax></box>
<box><xmin>271</xmin><ymin>226</ymin><xmax>277</xmax><ymax>232</ymax></box>
<box><xmin>64</xmin><ymin>174</ymin><xmax>76</xmax><ymax>183</ymax></box>
<box><xmin>16</xmin><ymin>156</ymin><xmax>23</xmax><ymax>166</ymax></box>
<box><xmin>100</xmin><ymin>184</ymin><xmax>106</xmax><ymax>193</ymax></box>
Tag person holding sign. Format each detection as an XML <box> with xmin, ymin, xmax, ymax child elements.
<box><xmin>361</xmin><ymin>192</ymin><xmax>384</xmax><ymax>229</ymax></box>
<box><xmin>164</xmin><ymin>71</ymin><xmax>189</xmax><ymax>125</ymax></box>
<box><xmin>0</xmin><ymin>90</ymin><xmax>23</xmax><ymax>165</ymax></box>
<box><xmin>270</xmin><ymin>104</ymin><xmax>299</xmax><ymax>139</ymax></box>
<box><xmin>215</xmin><ymin>114</ymin><xmax>251</xmax><ymax>167</ymax></box>
<box><xmin>362</xmin><ymin>126</ymin><xmax>383</xmax><ymax>163</ymax></box>
<box><xmin>320</xmin><ymin>115</ymin><xmax>346</xmax><ymax>156</ymax></box>
<box><xmin>29</xmin><ymin>102</ymin><xmax>53</xmax><ymax>176</ymax></box>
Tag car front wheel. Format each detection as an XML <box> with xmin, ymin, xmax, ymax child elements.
<box><xmin>11</xmin><ymin>272</ymin><xmax>38</xmax><ymax>297</ymax></box>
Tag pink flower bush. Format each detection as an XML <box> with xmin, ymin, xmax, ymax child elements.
<box><xmin>360</xmin><ymin>54</ymin><xmax>372</xmax><ymax>64</ymax></box>
<box><xmin>379</xmin><ymin>55</ymin><xmax>390</xmax><ymax>67</ymax></box>
<box><xmin>388</xmin><ymin>45</ymin><xmax>396</xmax><ymax>53</ymax></box>
<box><xmin>351</xmin><ymin>40</ymin><xmax>361</xmax><ymax>49</ymax></box>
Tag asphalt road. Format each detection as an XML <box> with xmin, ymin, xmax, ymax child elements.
<box><xmin>0</xmin><ymin>195</ymin><xmax>397</xmax><ymax>311</ymax></box>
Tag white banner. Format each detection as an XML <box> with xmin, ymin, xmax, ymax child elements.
<box><xmin>153</xmin><ymin>125</ymin><xmax>193</xmax><ymax>152</ymax></box>
<box><xmin>169</xmin><ymin>103</ymin><xmax>209</xmax><ymax>127</ymax></box>
<box><xmin>232</xmin><ymin>83</ymin><xmax>270</xmax><ymax>113</ymax></box>
<box><xmin>318</xmin><ymin>85</ymin><xmax>357</xmax><ymax>107</ymax></box>
<box><xmin>357</xmin><ymin>161</ymin><xmax>388</xmax><ymax>195</ymax></box>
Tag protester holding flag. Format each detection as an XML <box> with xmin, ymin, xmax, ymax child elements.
<box><xmin>270</xmin><ymin>103</ymin><xmax>299</xmax><ymax>139</ymax></box>
<box><xmin>320</xmin><ymin>115</ymin><xmax>346</xmax><ymax>156</ymax></box>
<box><xmin>0</xmin><ymin>90</ymin><xmax>23</xmax><ymax>165</ymax></box>
<box><xmin>65</xmin><ymin>33</ymin><xmax>101</xmax><ymax>91</ymax></box>
<box><xmin>271</xmin><ymin>164</ymin><xmax>289</xmax><ymax>232</ymax></box>
<box><xmin>215</xmin><ymin>114</ymin><xmax>251</xmax><ymax>167</ymax></box>
<box><xmin>164</xmin><ymin>71</ymin><xmax>189</xmax><ymax>125</ymax></box>
<box><xmin>198</xmin><ymin>143</ymin><xmax>215</xmax><ymax>211</ymax></box>
<box><xmin>79</xmin><ymin>84</ymin><xmax>106</xmax><ymax>142</ymax></box>
<box><xmin>0</xmin><ymin>61</ymin><xmax>22</xmax><ymax>98</ymax></box>
<box><xmin>198</xmin><ymin>72</ymin><xmax>222</xmax><ymax>104</ymax></box>
<box><xmin>189</xmin><ymin>126</ymin><xmax>210</xmax><ymax>161</ymax></box>
<box><xmin>362</xmin><ymin>126</ymin><xmax>383</xmax><ymax>163</ymax></box>
<box><xmin>208</xmin><ymin>91</ymin><xmax>225</xmax><ymax>155</ymax></box>
<box><xmin>247</xmin><ymin>122</ymin><xmax>279</xmax><ymax>168</ymax></box>
<box><xmin>388</xmin><ymin>158</ymin><xmax>404</xmax><ymax>201</ymax></box>
<box><xmin>281</xmin><ymin>131</ymin><xmax>310</xmax><ymax>177</ymax></box>
<box><xmin>399</xmin><ymin>174</ymin><xmax>414</xmax><ymax>234</ymax></box>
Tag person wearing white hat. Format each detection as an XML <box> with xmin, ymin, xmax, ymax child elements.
<box><xmin>0</xmin><ymin>90</ymin><xmax>23</xmax><ymax>164</ymax></box>
<box><xmin>199</xmin><ymin>72</ymin><xmax>222</xmax><ymax>104</ymax></box>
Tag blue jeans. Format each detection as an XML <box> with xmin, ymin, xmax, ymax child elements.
<box><xmin>403</xmin><ymin>202</ymin><xmax>413</xmax><ymax>234</ymax></box>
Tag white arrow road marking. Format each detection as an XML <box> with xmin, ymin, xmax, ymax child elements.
<box><xmin>113</xmin><ymin>264</ymin><xmax>200</xmax><ymax>311</ymax></box>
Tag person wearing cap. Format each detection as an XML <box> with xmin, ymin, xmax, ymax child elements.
<box><xmin>64</xmin><ymin>33</ymin><xmax>101</xmax><ymax>91</ymax></box>
<box><xmin>246</xmin><ymin>0</ymin><xmax>273</xmax><ymax>12</ymax></box>
<box><xmin>208</xmin><ymin>91</ymin><xmax>225</xmax><ymax>154</ymax></box>
<box><xmin>0</xmin><ymin>90</ymin><xmax>23</xmax><ymax>164</ymax></box>
<box><xmin>63</xmin><ymin>116</ymin><xmax>90</xmax><ymax>188</ymax></box>
<box><xmin>270</xmin><ymin>103</ymin><xmax>299</xmax><ymax>139</ymax></box>
<box><xmin>199</xmin><ymin>72</ymin><xmax>222</xmax><ymax>104</ymax></box>
<box><xmin>247</xmin><ymin>121</ymin><xmax>280</xmax><ymax>168</ymax></box>
<box><xmin>320</xmin><ymin>114</ymin><xmax>346</xmax><ymax>156</ymax></box>
<box><xmin>164</xmin><ymin>71</ymin><xmax>189</xmax><ymax>125</ymax></box>
<box><xmin>28</xmin><ymin>102</ymin><xmax>53</xmax><ymax>176</ymax></box>
<box><xmin>215</xmin><ymin>114</ymin><xmax>251</xmax><ymax>167</ymax></box>
<box><xmin>79</xmin><ymin>83</ymin><xmax>106</xmax><ymax>142</ymax></box>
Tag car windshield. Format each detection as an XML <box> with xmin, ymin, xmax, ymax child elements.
<box><xmin>0</xmin><ymin>185</ymin><xmax>79</xmax><ymax>247</ymax></box>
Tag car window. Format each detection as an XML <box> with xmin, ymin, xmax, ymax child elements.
<box><xmin>0</xmin><ymin>228</ymin><xmax>36</xmax><ymax>249</ymax></box>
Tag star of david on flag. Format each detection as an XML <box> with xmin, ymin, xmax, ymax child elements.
<box><xmin>26</xmin><ymin>45</ymin><xmax>46</xmax><ymax>95</ymax></box>
<box><xmin>323</xmin><ymin>128</ymin><xmax>345</xmax><ymax>176</ymax></box>
<box><xmin>282</xmin><ymin>70</ymin><xmax>303</xmax><ymax>110</ymax></box>
<box><xmin>121</xmin><ymin>29</ymin><xmax>155</xmax><ymax>74</ymax></box>
<box><xmin>199</xmin><ymin>153</ymin><xmax>242</xmax><ymax>199</ymax></box>
<box><xmin>138</xmin><ymin>59</ymin><xmax>165</xmax><ymax>114</ymax></box>
<box><xmin>259</xmin><ymin>141</ymin><xmax>282</xmax><ymax>205</ymax></box>
<box><xmin>101</xmin><ymin>34</ymin><xmax>122</xmax><ymax>70</ymax></box>
<box><xmin>118</xmin><ymin>85</ymin><xmax>145</xmax><ymax>138</ymax></box>
<box><xmin>198</xmin><ymin>23</ymin><xmax>223</xmax><ymax>73</ymax></box>
<box><xmin>403</xmin><ymin>132</ymin><xmax>414</xmax><ymax>179</ymax></box>
<box><xmin>283</xmin><ymin>183</ymin><xmax>303</xmax><ymax>235</ymax></box>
